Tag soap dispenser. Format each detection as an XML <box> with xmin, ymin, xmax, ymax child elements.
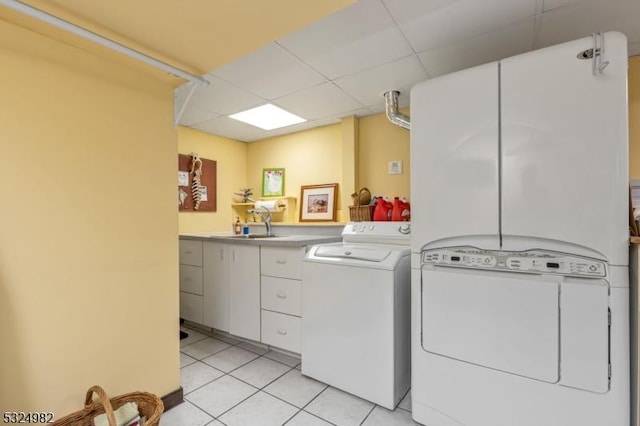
<box><xmin>234</xmin><ymin>217</ymin><xmax>241</xmax><ymax>235</ymax></box>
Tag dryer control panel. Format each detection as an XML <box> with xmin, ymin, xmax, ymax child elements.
<box><xmin>422</xmin><ymin>247</ymin><xmax>606</xmax><ymax>277</ymax></box>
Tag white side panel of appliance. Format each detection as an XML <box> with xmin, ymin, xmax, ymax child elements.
<box><xmin>302</xmin><ymin>260</ymin><xmax>408</xmax><ymax>409</ymax></box>
<box><xmin>500</xmin><ymin>32</ymin><xmax>629</xmax><ymax>264</ymax></box>
<box><xmin>410</xmin><ymin>63</ymin><xmax>500</xmax><ymax>253</ymax></box>
<box><xmin>559</xmin><ymin>281</ymin><xmax>609</xmax><ymax>393</ymax></box>
<box><xmin>421</xmin><ymin>268</ymin><xmax>559</xmax><ymax>382</ymax></box>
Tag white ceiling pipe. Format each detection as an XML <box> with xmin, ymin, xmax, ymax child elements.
<box><xmin>383</xmin><ymin>90</ymin><xmax>410</xmax><ymax>130</ymax></box>
<box><xmin>0</xmin><ymin>0</ymin><xmax>208</xmax><ymax>86</ymax></box>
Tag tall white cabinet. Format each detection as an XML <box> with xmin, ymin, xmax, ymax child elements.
<box><xmin>228</xmin><ymin>244</ymin><xmax>261</xmax><ymax>341</ymax></box>
<box><xmin>203</xmin><ymin>242</ymin><xmax>229</xmax><ymax>331</ymax></box>
<box><xmin>411</xmin><ymin>31</ymin><xmax>628</xmax><ymax>263</ymax></box>
<box><xmin>500</xmin><ymin>32</ymin><xmax>628</xmax><ymax>263</ymax></box>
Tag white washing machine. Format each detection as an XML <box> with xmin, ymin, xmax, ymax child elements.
<box><xmin>302</xmin><ymin>221</ymin><xmax>411</xmax><ymax>410</ymax></box>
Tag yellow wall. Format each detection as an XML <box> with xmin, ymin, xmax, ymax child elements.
<box><xmin>630</xmin><ymin>56</ymin><xmax>640</xmax><ymax>179</ymax></box>
<box><xmin>246</xmin><ymin>124</ymin><xmax>343</xmax><ymax>221</ymax></box>
<box><xmin>358</xmin><ymin>111</ymin><xmax>411</xmax><ymax>199</ymax></box>
<box><xmin>0</xmin><ymin>19</ymin><xmax>179</xmax><ymax>413</ymax></box>
<box><xmin>178</xmin><ymin>127</ymin><xmax>248</xmax><ymax>233</ymax></box>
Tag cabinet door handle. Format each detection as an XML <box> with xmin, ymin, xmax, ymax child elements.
<box><xmin>220</xmin><ymin>249</ymin><xmax>224</xmax><ymax>261</ymax></box>
<box><xmin>276</xmin><ymin>292</ymin><xmax>287</xmax><ymax>299</ymax></box>
<box><xmin>233</xmin><ymin>250</ymin><xmax>236</xmax><ymax>262</ymax></box>
<box><xmin>276</xmin><ymin>258</ymin><xmax>287</xmax><ymax>265</ymax></box>
<box><xmin>277</xmin><ymin>329</ymin><xmax>288</xmax><ymax>335</ymax></box>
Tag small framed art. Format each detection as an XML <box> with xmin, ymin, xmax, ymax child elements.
<box><xmin>262</xmin><ymin>168</ymin><xmax>285</xmax><ymax>197</ymax></box>
<box><xmin>299</xmin><ymin>183</ymin><xmax>338</xmax><ymax>222</ymax></box>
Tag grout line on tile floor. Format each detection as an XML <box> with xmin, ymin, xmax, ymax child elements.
<box><xmin>188</xmin><ymin>382</ymin><xmax>260</xmax><ymax>423</ymax></box>
<box><xmin>358</xmin><ymin>404</ymin><xmax>377</xmax><ymax>425</ymax></box>
<box><xmin>182</xmin><ymin>361</ymin><xmax>226</xmax><ymax>396</ymax></box>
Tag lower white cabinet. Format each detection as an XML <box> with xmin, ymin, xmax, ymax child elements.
<box><xmin>203</xmin><ymin>242</ymin><xmax>229</xmax><ymax>331</ymax></box>
<box><xmin>180</xmin><ymin>291</ymin><xmax>203</xmax><ymax>324</ymax></box>
<box><xmin>229</xmin><ymin>244</ymin><xmax>261</xmax><ymax>341</ymax></box>
<box><xmin>180</xmin><ymin>238</ymin><xmax>309</xmax><ymax>354</ymax></box>
<box><xmin>261</xmin><ymin>310</ymin><xmax>302</xmax><ymax>353</ymax></box>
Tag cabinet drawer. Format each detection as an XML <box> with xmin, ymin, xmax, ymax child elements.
<box><xmin>261</xmin><ymin>310</ymin><xmax>301</xmax><ymax>354</ymax></box>
<box><xmin>180</xmin><ymin>239</ymin><xmax>203</xmax><ymax>267</ymax></box>
<box><xmin>261</xmin><ymin>246</ymin><xmax>305</xmax><ymax>279</ymax></box>
<box><xmin>261</xmin><ymin>276</ymin><xmax>301</xmax><ymax>316</ymax></box>
<box><xmin>180</xmin><ymin>265</ymin><xmax>203</xmax><ymax>295</ymax></box>
<box><xmin>180</xmin><ymin>291</ymin><xmax>203</xmax><ymax>324</ymax></box>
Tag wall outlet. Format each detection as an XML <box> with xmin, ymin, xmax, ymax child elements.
<box><xmin>388</xmin><ymin>160</ymin><xmax>403</xmax><ymax>175</ymax></box>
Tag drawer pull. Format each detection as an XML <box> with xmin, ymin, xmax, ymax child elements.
<box><xmin>184</xmin><ymin>250</ymin><xmax>192</xmax><ymax>254</ymax></box>
<box><xmin>276</xmin><ymin>292</ymin><xmax>287</xmax><ymax>299</ymax></box>
<box><xmin>276</xmin><ymin>259</ymin><xmax>287</xmax><ymax>265</ymax></box>
<box><xmin>184</xmin><ymin>277</ymin><xmax>192</xmax><ymax>281</ymax></box>
<box><xmin>277</xmin><ymin>329</ymin><xmax>288</xmax><ymax>335</ymax></box>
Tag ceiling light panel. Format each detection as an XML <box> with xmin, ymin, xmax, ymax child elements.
<box><xmin>229</xmin><ymin>104</ymin><xmax>306</xmax><ymax>130</ymax></box>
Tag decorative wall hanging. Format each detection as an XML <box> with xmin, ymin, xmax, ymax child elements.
<box><xmin>299</xmin><ymin>183</ymin><xmax>338</xmax><ymax>222</ymax></box>
<box><xmin>262</xmin><ymin>168</ymin><xmax>285</xmax><ymax>197</ymax></box>
<box><xmin>178</xmin><ymin>153</ymin><xmax>217</xmax><ymax>212</ymax></box>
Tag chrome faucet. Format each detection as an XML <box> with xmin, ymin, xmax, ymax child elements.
<box><xmin>247</xmin><ymin>206</ymin><xmax>273</xmax><ymax>236</ymax></box>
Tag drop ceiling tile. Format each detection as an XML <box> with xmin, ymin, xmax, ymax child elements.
<box><xmin>278</xmin><ymin>0</ymin><xmax>413</xmax><ymax>79</ymax></box>
<box><xmin>256</xmin><ymin>118</ymin><xmax>336</xmax><ymax>141</ymax></box>
<box><xmin>188</xmin><ymin>76</ymin><xmax>266</xmax><ymax>115</ymax></box>
<box><xmin>274</xmin><ymin>82</ymin><xmax>364</xmax><ymax>120</ymax></box>
<box><xmin>192</xmin><ymin>116</ymin><xmax>266</xmax><ymax>142</ymax></box>
<box><xmin>537</xmin><ymin>0</ymin><xmax>640</xmax><ymax>49</ymax></box>
<box><xmin>178</xmin><ymin>105</ymin><xmax>220</xmax><ymax>126</ymax></box>
<box><xmin>542</xmin><ymin>0</ymin><xmax>591</xmax><ymax>12</ymax></box>
<box><xmin>211</xmin><ymin>43</ymin><xmax>327</xmax><ymax>100</ymax></box>
<box><xmin>381</xmin><ymin>0</ymin><xmax>461</xmax><ymax>24</ymax></box>
<box><xmin>335</xmin><ymin>55</ymin><xmax>428</xmax><ymax>107</ymax></box>
<box><xmin>418</xmin><ymin>18</ymin><xmax>536</xmax><ymax>77</ymax></box>
<box><xmin>397</xmin><ymin>0</ymin><xmax>538</xmax><ymax>52</ymax></box>
<box><xmin>367</xmin><ymin>103</ymin><xmax>388</xmax><ymax>115</ymax></box>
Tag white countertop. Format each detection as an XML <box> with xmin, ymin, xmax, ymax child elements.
<box><xmin>180</xmin><ymin>232</ymin><xmax>342</xmax><ymax>247</ymax></box>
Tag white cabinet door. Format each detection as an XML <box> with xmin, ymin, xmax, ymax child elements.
<box><xmin>229</xmin><ymin>244</ymin><xmax>261</xmax><ymax>341</ymax></box>
<box><xmin>410</xmin><ymin>62</ymin><xmax>500</xmax><ymax>252</ymax></box>
<box><xmin>180</xmin><ymin>291</ymin><xmax>203</xmax><ymax>324</ymax></box>
<box><xmin>501</xmin><ymin>32</ymin><xmax>628</xmax><ymax>263</ymax></box>
<box><xmin>203</xmin><ymin>242</ymin><xmax>229</xmax><ymax>331</ymax></box>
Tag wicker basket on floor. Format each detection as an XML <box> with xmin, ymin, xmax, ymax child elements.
<box><xmin>52</xmin><ymin>385</ymin><xmax>164</xmax><ymax>426</ymax></box>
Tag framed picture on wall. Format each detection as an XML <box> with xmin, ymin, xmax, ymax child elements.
<box><xmin>262</xmin><ymin>168</ymin><xmax>285</xmax><ymax>197</ymax></box>
<box><xmin>299</xmin><ymin>183</ymin><xmax>338</xmax><ymax>222</ymax></box>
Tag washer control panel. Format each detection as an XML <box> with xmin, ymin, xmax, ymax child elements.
<box><xmin>422</xmin><ymin>247</ymin><xmax>606</xmax><ymax>277</ymax></box>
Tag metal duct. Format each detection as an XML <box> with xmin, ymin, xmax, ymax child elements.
<box><xmin>383</xmin><ymin>90</ymin><xmax>410</xmax><ymax>130</ymax></box>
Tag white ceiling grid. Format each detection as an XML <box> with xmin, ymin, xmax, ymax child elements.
<box><xmin>176</xmin><ymin>0</ymin><xmax>640</xmax><ymax>142</ymax></box>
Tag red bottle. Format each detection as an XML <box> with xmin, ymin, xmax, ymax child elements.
<box><xmin>373</xmin><ymin>197</ymin><xmax>393</xmax><ymax>221</ymax></box>
<box><xmin>391</xmin><ymin>197</ymin><xmax>411</xmax><ymax>221</ymax></box>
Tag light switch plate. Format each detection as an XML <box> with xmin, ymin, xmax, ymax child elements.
<box><xmin>388</xmin><ymin>160</ymin><xmax>403</xmax><ymax>175</ymax></box>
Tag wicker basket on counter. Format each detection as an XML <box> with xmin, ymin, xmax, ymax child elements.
<box><xmin>349</xmin><ymin>187</ymin><xmax>374</xmax><ymax>222</ymax></box>
<box><xmin>52</xmin><ymin>385</ymin><xmax>163</xmax><ymax>426</ymax></box>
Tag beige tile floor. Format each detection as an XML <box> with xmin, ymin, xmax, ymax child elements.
<box><xmin>162</xmin><ymin>324</ymin><xmax>418</xmax><ymax>426</ymax></box>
